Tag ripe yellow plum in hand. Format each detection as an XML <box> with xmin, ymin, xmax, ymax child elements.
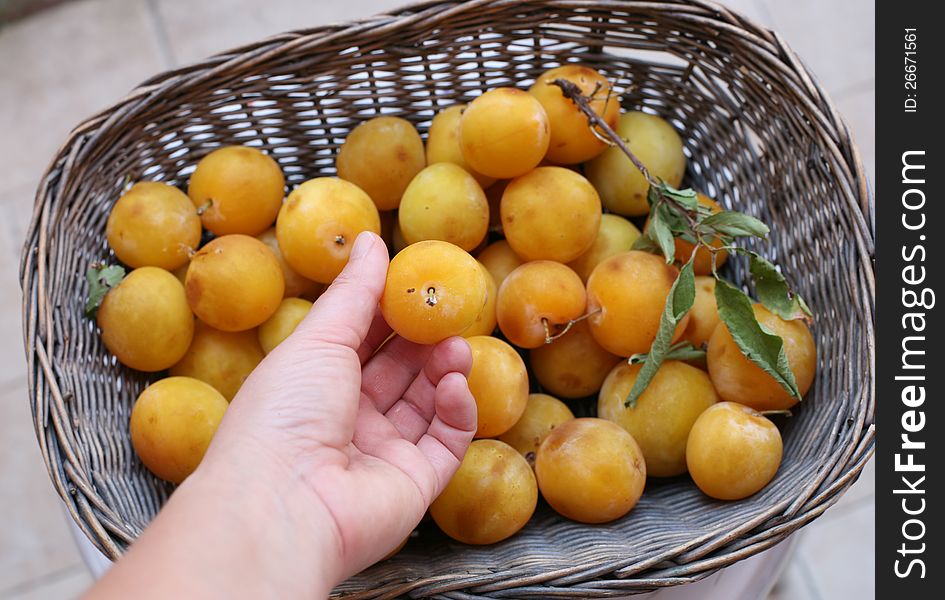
<box><xmin>380</xmin><ymin>241</ymin><xmax>487</xmax><ymax>345</ymax></box>
<box><xmin>461</xmin><ymin>262</ymin><xmax>498</xmax><ymax>338</ymax></box>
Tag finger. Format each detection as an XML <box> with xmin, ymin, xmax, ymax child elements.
<box><xmin>290</xmin><ymin>232</ymin><xmax>388</xmax><ymax>352</ymax></box>
<box><xmin>415</xmin><ymin>372</ymin><xmax>478</xmax><ymax>496</ymax></box>
<box><xmin>361</xmin><ymin>336</ymin><xmax>433</xmax><ymax>412</ymax></box>
<box><xmin>357</xmin><ymin>310</ymin><xmax>394</xmax><ymax>364</ymax></box>
<box><xmin>396</xmin><ymin>336</ymin><xmax>472</xmax><ymax>414</ymax></box>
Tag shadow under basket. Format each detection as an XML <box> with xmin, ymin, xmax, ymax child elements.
<box><xmin>20</xmin><ymin>1</ymin><xmax>875</xmax><ymax>597</ymax></box>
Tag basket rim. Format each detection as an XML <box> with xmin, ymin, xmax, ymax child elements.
<box><xmin>19</xmin><ymin>0</ymin><xmax>875</xmax><ymax>596</ymax></box>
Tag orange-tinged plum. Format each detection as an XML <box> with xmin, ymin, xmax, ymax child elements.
<box><xmin>598</xmin><ymin>360</ymin><xmax>718</xmax><ymax>477</ymax></box>
<box><xmin>185</xmin><ymin>234</ymin><xmax>284</xmax><ymax>332</ymax></box>
<box><xmin>461</xmin><ymin>262</ymin><xmax>498</xmax><ymax>338</ymax></box>
<box><xmin>680</xmin><ymin>276</ymin><xmax>720</xmax><ymax>349</ymax></box>
<box><xmin>380</xmin><ymin>241</ymin><xmax>487</xmax><ymax>345</ymax></box>
<box><xmin>529</xmin><ymin>320</ymin><xmax>621</xmax><ymax>399</ymax></box>
<box><xmin>535</xmin><ymin>418</ymin><xmax>646</xmax><ymax>523</ymax></box>
<box><xmin>257</xmin><ymin>298</ymin><xmax>313</xmax><ymax>354</ymax></box>
<box><xmin>529</xmin><ymin>65</ymin><xmax>620</xmax><ymax>164</ymax></box>
<box><xmin>130</xmin><ymin>377</ymin><xmax>228</xmax><ymax>483</ymax></box>
<box><xmin>460</xmin><ymin>88</ymin><xmax>550</xmax><ymax>179</ymax></box>
<box><xmin>498</xmin><ymin>393</ymin><xmax>574</xmax><ymax>463</ymax></box>
<box><xmin>170</xmin><ymin>321</ymin><xmax>264</xmax><ymax>401</ymax></box>
<box><xmin>586</xmin><ymin>250</ymin><xmax>689</xmax><ymax>357</ymax></box>
<box><xmin>567</xmin><ymin>213</ymin><xmax>642</xmax><ymax>282</ymax></box>
<box><xmin>585</xmin><ymin>111</ymin><xmax>686</xmax><ymax>216</ymax></box>
<box><xmin>398</xmin><ymin>163</ymin><xmax>489</xmax><ymax>251</ymax></box>
<box><xmin>466</xmin><ymin>336</ymin><xmax>529</xmax><ymax>438</ymax></box>
<box><xmin>275</xmin><ymin>178</ymin><xmax>382</xmax><ymax>284</ymax></box>
<box><xmin>97</xmin><ymin>267</ymin><xmax>194</xmax><ymax>372</ymax></box>
<box><xmin>188</xmin><ymin>146</ymin><xmax>285</xmax><ymax>236</ymax></box>
<box><xmin>430</xmin><ymin>439</ymin><xmax>537</xmax><ymax>544</ymax></box>
<box><xmin>707</xmin><ymin>304</ymin><xmax>816</xmax><ymax>411</ymax></box>
<box><xmin>335</xmin><ymin>116</ymin><xmax>425</xmax><ymax>210</ymax></box>
<box><xmin>106</xmin><ymin>182</ymin><xmax>201</xmax><ymax>270</ymax></box>
<box><xmin>256</xmin><ymin>227</ymin><xmax>324</xmax><ymax>299</ymax></box>
<box><xmin>496</xmin><ymin>261</ymin><xmax>586</xmax><ymax>349</ymax></box>
<box><xmin>426</xmin><ymin>105</ymin><xmax>496</xmax><ymax>189</ymax></box>
<box><xmin>476</xmin><ymin>240</ymin><xmax>523</xmax><ymax>288</ymax></box>
<box><xmin>501</xmin><ymin>167</ymin><xmax>601</xmax><ymax>263</ymax></box>
<box><xmin>686</xmin><ymin>402</ymin><xmax>783</xmax><ymax>500</ymax></box>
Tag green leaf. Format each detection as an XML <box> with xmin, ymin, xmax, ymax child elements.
<box><xmin>658</xmin><ymin>183</ymin><xmax>700</xmax><ymax>211</ymax></box>
<box><xmin>748</xmin><ymin>253</ymin><xmax>814</xmax><ymax>321</ymax></box>
<box><xmin>629</xmin><ymin>341</ymin><xmax>706</xmax><ymax>365</ymax></box>
<box><xmin>648</xmin><ymin>208</ymin><xmax>676</xmax><ymax>265</ymax></box>
<box><xmin>624</xmin><ymin>259</ymin><xmax>696</xmax><ymax>407</ymax></box>
<box><xmin>713</xmin><ymin>279</ymin><xmax>801</xmax><ymax>400</ymax></box>
<box><xmin>699</xmin><ymin>211</ymin><xmax>770</xmax><ymax>239</ymax></box>
<box><xmin>85</xmin><ymin>264</ymin><xmax>126</xmax><ymax>317</ymax></box>
<box><xmin>631</xmin><ymin>234</ymin><xmax>662</xmax><ymax>254</ymax></box>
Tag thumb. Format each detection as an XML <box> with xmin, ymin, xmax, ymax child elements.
<box><xmin>289</xmin><ymin>231</ymin><xmax>389</xmax><ymax>353</ymax></box>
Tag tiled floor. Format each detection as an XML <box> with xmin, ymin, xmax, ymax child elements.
<box><xmin>0</xmin><ymin>1</ymin><xmax>874</xmax><ymax>598</ymax></box>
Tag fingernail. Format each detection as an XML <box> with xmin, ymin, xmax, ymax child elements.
<box><xmin>350</xmin><ymin>231</ymin><xmax>374</xmax><ymax>261</ymax></box>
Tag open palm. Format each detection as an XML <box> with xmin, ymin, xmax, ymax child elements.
<box><xmin>206</xmin><ymin>232</ymin><xmax>477</xmax><ymax>579</ymax></box>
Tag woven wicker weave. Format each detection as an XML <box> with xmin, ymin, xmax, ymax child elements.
<box><xmin>20</xmin><ymin>0</ymin><xmax>874</xmax><ymax>597</ymax></box>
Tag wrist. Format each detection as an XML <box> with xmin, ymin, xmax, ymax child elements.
<box><xmin>184</xmin><ymin>446</ymin><xmax>344</xmax><ymax>598</ymax></box>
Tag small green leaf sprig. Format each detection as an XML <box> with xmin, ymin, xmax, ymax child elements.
<box><xmin>84</xmin><ymin>264</ymin><xmax>126</xmax><ymax>317</ymax></box>
<box><xmin>550</xmin><ymin>79</ymin><xmax>813</xmax><ymax>408</ymax></box>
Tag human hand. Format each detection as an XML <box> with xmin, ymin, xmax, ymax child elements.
<box><xmin>202</xmin><ymin>231</ymin><xmax>477</xmax><ymax>583</ymax></box>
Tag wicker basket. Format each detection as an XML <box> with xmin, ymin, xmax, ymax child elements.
<box><xmin>20</xmin><ymin>0</ymin><xmax>874</xmax><ymax>597</ymax></box>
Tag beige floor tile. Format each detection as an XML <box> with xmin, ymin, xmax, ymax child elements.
<box><xmin>796</xmin><ymin>501</ymin><xmax>875</xmax><ymax>599</ymax></box>
<box><xmin>758</xmin><ymin>0</ymin><xmax>873</xmax><ymax>98</ymax></box>
<box><xmin>0</xmin><ymin>210</ymin><xmax>28</xmax><ymax>387</ymax></box>
<box><xmin>3</xmin><ymin>565</ymin><xmax>92</xmax><ymax>600</ymax></box>
<box><xmin>0</xmin><ymin>0</ymin><xmax>166</xmax><ymax>198</ymax></box>
<box><xmin>0</xmin><ymin>381</ymin><xmax>85</xmax><ymax>594</ymax></box>
<box><xmin>154</xmin><ymin>0</ymin><xmax>407</xmax><ymax>66</ymax></box>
